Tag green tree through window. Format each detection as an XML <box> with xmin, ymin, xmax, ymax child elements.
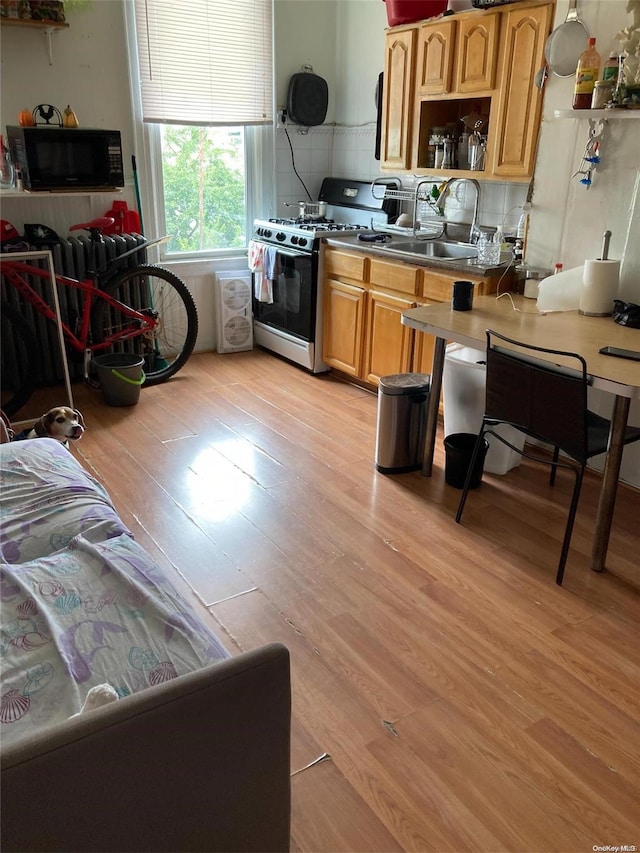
<box><xmin>161</xmin><ymin>125</ymin><xmax>246</xmax><ymax>253</ymax></box>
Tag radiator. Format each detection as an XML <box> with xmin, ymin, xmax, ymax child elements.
<box><xmin>1</xmin><ymin>233</ymin><xmax>147</xmax><ymax>386</ymax></box>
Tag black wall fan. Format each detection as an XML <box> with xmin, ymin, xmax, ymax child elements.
<box><xmin>287</xmin><ymin>66</ymin><xmax>328</xmax><ymax>127</ymax></box>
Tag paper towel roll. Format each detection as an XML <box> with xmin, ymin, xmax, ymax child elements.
<box><xmin>579</xmin><ymin>259</ymin><xmax>621</xmax><ymax>316</ymax></box>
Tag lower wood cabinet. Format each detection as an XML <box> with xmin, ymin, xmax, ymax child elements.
<box><xmin>364</xmin><ymin>289</ymin><xmax>417</xmax><ymax>385</ymax></box>
<box><xmin>322</xmin><ymin>245</ymin><xmax>505</xmax><ymax>388</ymax></box>
<box><xmin>323</xmin><ymin>278</ymin><xmax>366</xmax><ymax>377</ymax></box>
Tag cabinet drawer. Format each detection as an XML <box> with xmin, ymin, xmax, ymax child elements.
<box><xmin>421</xmin><ymin>270</ymin><xmax>462</xmax><ymax>301</ymax></box>
<box><xmin>324</xmin><ymin>249</ymin><xmax>367</xmax><ymax>281</ymax></box>
<box><xmin>369</xmin><ymin>258</ymin><xmax>420</xmax><ymax>295</ymax></box>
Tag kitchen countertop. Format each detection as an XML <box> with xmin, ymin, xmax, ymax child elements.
<box><xmin>323</xmin><ymin>233</ymin><xmax>513</xmax><ymax>277</ymax></box>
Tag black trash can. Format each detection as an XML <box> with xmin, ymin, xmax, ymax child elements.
<box><xmin>444</xmin><ymin>433</ymin><xmax>489</xmax><ymax>489</ymax></box>
<box><xmin>375</xmin><ymin>373</ymin><xmax>430</xmax><ymax>474</ymax></box>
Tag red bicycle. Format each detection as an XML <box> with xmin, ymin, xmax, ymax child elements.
<box><xmin>1</xmin><ymin>217</ymin><xmax>198</xmax><ymax>415</ymax></box>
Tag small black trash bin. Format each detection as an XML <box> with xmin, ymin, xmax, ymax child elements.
<box><xmin>444</xmin><ymin>433</ymin><xmax>489</xmax><ymax>489</ymax></box>
<box><xmin>375</xmin><ymin>373</ymin><xmax>430</xmax><ymax>474</ymax></box>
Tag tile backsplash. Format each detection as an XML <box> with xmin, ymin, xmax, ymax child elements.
<box><xmin>276</xmin><ymin>124</ymin><xmax>528</xmax><ymax>235</ymax></box>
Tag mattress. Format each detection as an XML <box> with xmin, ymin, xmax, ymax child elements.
<box><xmin>0</xmin><ymin>439</ymin><xmax>229</xmax><ymax>747</ymax></box>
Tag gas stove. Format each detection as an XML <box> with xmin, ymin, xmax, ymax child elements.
<box><xmin>251</xmin><ymin>177</ymin><xmax>401</xmax><ymax>374</ymax></box>
<box><xmin>253</xmin><ymin>218</ymin><xmax>370</xmax><ymax>251</ymax></box>
<box><xmin>253</xmin><ymin>176</ymin><xmax>401</xmax><ymax>252</ymax></box>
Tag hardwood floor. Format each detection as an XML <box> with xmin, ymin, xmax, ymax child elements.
<box><xmin>25</xmin><ymin>350</ymin><xmax>640</xmax><ymax>852</ymax></box>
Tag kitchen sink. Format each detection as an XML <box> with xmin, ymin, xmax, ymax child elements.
<box><xmin>385</xmin><ymin>240</ymin><xmax>478</xmax><ymax>260</ymax></box>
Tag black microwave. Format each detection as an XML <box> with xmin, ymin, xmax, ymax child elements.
<box><xmin>6</xmin><ymin>126</ymin><xmax>125</xmax><ymax>192</ymax></box>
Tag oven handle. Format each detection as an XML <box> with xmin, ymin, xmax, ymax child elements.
<box><xmin>278</xmin><ymin>247</ymin><xmax>311</xmax><ymax>259</ymax></box>
<box><xmin>253</xmin><ymin>243</ymin><xmax>311</xmax><ymax>260</ymax></box>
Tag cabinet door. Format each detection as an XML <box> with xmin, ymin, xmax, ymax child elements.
<box><xmin>491</xmin><ymin>3</ymin><xmax>553</xmax><ymax>177</ymax></box>
<box><xmin>455</xmin><ymin>13</ymin><xmax>500</xmax><ymax>93</ymax></box>
<box><xmin>381</xmin><ymin>27</ymin><xmax>417</xmax><ymax>170</ymax></box>
<box><xmin>323</xmin><ymin>278</ymin><xmax>366</xmax><ymax>377</ymax></box>
<box><xmin>416</xmin><ymin>19</ymin><xmax>456</xmax><ymax>95</ymax></box>
<box><xmin>364</xmin><ymin>290</ymin><xmax>416</xmax><ymax>386</ymax></box>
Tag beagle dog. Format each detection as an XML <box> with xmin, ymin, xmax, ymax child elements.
<box><xmin>24</xmin><ymin>407</ymin><xmax>85</xmax><ymax>446</ymax></box>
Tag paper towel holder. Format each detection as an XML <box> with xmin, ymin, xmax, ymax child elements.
<box><xmin>599</xmin><ymin>229</ymin><xmax>611</xmax><ymax>261</ymax></box>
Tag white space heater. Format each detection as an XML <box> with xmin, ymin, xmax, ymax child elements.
<box><xmin>214</xmin><ymin>271</ymin><xmax>253</xmax><ymax>354</ymax></box>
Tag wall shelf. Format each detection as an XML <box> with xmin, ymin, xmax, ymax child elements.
<box><xmin>0</xmin><ymin>189</ymin><xmax>123</xmax><ymax>199</ymax></box>
<box><xmin>1</xmin><ymin>17</ymin><xmax>69</xmax><ymax>64</ymax></box>
<box><xmin>554</xmin><ymin>109</ymin><xmax>640</xmax><ymax>119</ymax></box>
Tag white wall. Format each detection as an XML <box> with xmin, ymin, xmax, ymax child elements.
<box><xmin>531</xmin><ymin>0</ymin><xmax>640</xmax><ymax>300</ymax></box>
<box><xmin>274</xmin><ymin>0</ymin><xmax>338</xmax><ymax>121</ymax></box>
<box><xmin>529</xmin><ymin>0</ymin><xmax>640</xmax><ymax>486</ymax></box>
<box><xmin>0</xmin><ymin>1</ymin><xmax>137</xmax><ymax>233</ymax></box>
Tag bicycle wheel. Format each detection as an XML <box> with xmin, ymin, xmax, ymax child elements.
<box><xmin>92</xmin><ymin>265</ymin><xmax>198</xmax><ymax>385</ymax></box>
<box><xmin>1</xmin><ymin>301</ymin><xmax>38</xmax><ymax>416</ymax></box>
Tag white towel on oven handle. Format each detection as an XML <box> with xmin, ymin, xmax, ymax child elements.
<box><xmin>248</xmin><ymin>240</ymin><xmax>264</xmax><ymax>273</ymax></box>
<box><xmin>255</xmin><ymin>245</ymin><xmax>277</xmax><ymax>303</ymax></box>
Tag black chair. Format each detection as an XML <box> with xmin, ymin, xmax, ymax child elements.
<box><xmin>455</xmin><ymin>329</ymin><xmax>640</xmax><ymax>585</ymax></box>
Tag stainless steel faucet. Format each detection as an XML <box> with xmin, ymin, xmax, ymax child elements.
<box><xmin>435</xmin><ymin>178</ymin><xmax>481</xmax><ymax>241</ymax></box>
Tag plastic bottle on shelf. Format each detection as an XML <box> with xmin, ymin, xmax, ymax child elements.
<box><xmin>602</xmin><ymin>53</ymin><xmax>619</xmax><ymax>83</ymax></box>
<box><xmin>458</xmin><ymin>132</ymin><xmax>469</xmax><ymax>170</ymax></box>
<box><xmin>573</xmin><ymin>37</ymin><xmax>601</xmax><ymax>110</ymax></box>
<box><xmin>0</xmin><ymin>135</ymin><xmax>15</xmax><ymax>189</ymax></box>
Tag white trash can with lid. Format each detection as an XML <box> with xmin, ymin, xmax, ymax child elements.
<box><xmin>443</xmin><ymin>344</ymin><xmax>525</xmax><ymax>475</ymax></box>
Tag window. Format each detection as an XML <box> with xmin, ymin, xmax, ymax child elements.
<box><xmin>126</xmin><ymin>0</ymin><xmax>274</xmax><ymax>258</ymax></box>
<box><xmin>160</xmin><ymin>125</ymin><xmax>246</xmax><ymax>254</ymax></box>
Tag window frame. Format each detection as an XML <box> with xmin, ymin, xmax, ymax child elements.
<box><xmin>124</xmin><ymin>2</ymin><xmax>275</xmax><ymax>263</ymax></box>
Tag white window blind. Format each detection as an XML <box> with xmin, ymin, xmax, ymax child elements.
<box><xmin>133</xmin><ymin>0</ymin><xmax>273</xmax><ymax>126</ymax></box>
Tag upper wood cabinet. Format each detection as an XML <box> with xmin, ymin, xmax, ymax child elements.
<box><xmin>455</xmin><ymin>13</ymin><xmax>500</xmax><ymax>93</ymax></box>
<box><xmin>381</xmin><ymin>26</ymin><xmax>417</xmax><ymax>170</ymax></box>
<box><xmin>416</xmin><ymin>19</ymin><xmax>456</xmax><ymax>95</ymax></box>
<box><xmin>417</xmin><ymin>14</ymin><xmax>499</xmax><ymax>96</ymax></box>
<box><xmin>382</xmin><ymin>0</ymin><xmax>553</xmax><ymax>181</ymax></box>
<box><xmin>490</xmin><ymin>3</ymin><xmax>554</xmax><ymax>177</ymax></box>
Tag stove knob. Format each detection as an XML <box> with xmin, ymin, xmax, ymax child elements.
<box><xmin>264</xmin><ymin>229</ymin><xmax>272</xmax><ymax>239</ymax></box>
<box><xmin>298</xmin><ymin>237</ymin><xmax>308</xmax><ymax>247</ymax></box>
<box><xmin>291</xmin><ymin>236</ymin><xmax>298</xmax><ymax>245</ymax></box>
<box><xmin>276</xmin><ymin>232</ymin><xmax>286</xmax><ymax>242</ymax></box>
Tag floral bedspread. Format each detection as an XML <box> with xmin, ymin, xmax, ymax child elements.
<box><xmin>0</xmin><ymin>439</ymin><xmax>229</xmax><ymax>747</ymax></box>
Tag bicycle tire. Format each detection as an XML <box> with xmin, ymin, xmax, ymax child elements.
<box><xmin>1</xmin><ymin>301</ymin><xmax>38</xmax><ymax>416</ymax></box>
<box><xmin>92</xmin><ymin>265</ymin><xmax>198</xmax><ymax>385</ymax></box>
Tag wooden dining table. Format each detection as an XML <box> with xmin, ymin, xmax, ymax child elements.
<box><xmin>402</xmin><ymin>293</ymin><xmax>640</xmax><ymax>573</ymax></box>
